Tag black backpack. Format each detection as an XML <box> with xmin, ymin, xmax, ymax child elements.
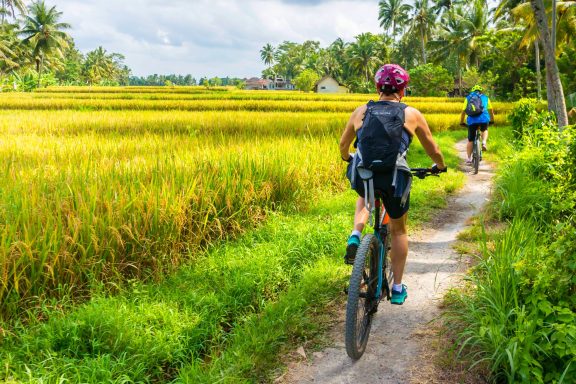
<box><xmin>465</xmin><ymin>93</ymin><xmax>484</xmax><ymax>117</ymax></box>
<box><xmin>356</xmin><ymin>101</ymin><xmax>407</xmax><ymax>173</ymax></box>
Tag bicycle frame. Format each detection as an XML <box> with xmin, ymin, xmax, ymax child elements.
<box><xmin>372</xmin><ymin>199</ymin><xmax>392</xmax><ymax>302</ymax></box>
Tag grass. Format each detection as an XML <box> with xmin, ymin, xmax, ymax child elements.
<box><xmin>442</xmin><ymin>122</ymin><xmax>576</xmax><ymax>383</ymax></box>
<box><xmin>0</xmin><ymin>126</ymin><xmax>465</xmax><ymax>383</ymax></box>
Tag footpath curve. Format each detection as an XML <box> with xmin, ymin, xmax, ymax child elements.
<box><xmin>279</xmin><ymin>140</ymin><xmax>494</xmax><ymax>384</ymax></box>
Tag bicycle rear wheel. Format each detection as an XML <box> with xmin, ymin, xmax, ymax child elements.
<box><xmin>472</xmin><ymin>139</ymin><xmax>480</xmax><ymax>174</ymax></box>
<box><xmin>345</xmin><ymin>234</ymin><xmax>379</xmax><ymax>359</ymax></box>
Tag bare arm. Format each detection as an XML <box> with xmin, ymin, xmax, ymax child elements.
<box><xmin>411</xmin><ymin>108</ymin><xmax>446</xmax><ymax>169</ymax></box>
<box><xmin>339</xmin><ymin>106</ymin><xmax>363</xmax><ymax>161</ymax></box>
<box><xmin>460</xmin><ymin>111</ymin><xmax>467</xmax><ymax>125</ymax></box>
<box><xmin>489</xmin><ymin>109</ymin><xmax>495</xmax><ymax>123</ymax></box>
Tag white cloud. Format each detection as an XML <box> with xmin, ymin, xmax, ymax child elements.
<box><xmin>50</xmin><ymin>0</ymin><xmax>381</xmax><ymax>77</ymax></box>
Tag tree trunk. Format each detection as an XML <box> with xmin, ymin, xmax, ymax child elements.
<box><xmin>459</xmin><ymin>65</ymin><xmax>462</xmax><ymax>96</ymax></box>
<box><xmin>37</xmin><ymin>55</ymin><xmax>44</xmax><ymax>89</ymax></box>
<box><xmin>552</xmin><ymin>0</ymin><xmax>557</xmax><ymax>57</ymax></box>
<box><xmin>530</xmin><ymin>0</ymin><xmax>568</xmax><ymax>127</ymax></box>
<box><xmin>535</xmin><ymin>39</ymin><xmax>542</xmax><ymax>100</ymax></box>
<box><xmin>420</xmin><ymin>26</ymin><xmax>427</xmax><ymax>64</ymax></box>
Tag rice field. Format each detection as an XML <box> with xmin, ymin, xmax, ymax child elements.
<box><xmin>0</xmin><ymin>87</ymin><xmax>514</xmax><ymax>321</ymax></box>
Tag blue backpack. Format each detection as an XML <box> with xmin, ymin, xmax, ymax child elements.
<box><xmin>465</xmin><ymin>93</ymin><xmax>484</xmax><ymax>117</ymax></box>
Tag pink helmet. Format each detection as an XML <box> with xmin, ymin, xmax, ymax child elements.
<box><xmin>374</xmin><ymin>64</ymin><xmax>410</xmax><ymax>92</ymax></box>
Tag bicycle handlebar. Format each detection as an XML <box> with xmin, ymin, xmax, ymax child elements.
<box><xmin>410</xmin><ymin>168</ymin><xmax>440</xmax><ymax>179</ymax></box>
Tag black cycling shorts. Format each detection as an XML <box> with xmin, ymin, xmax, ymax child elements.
<box><xmin>350</xmin><ymin>171</ymin><xmax>410</xmax><ymax>219</ymax></box>
<box><xmin>468</xmin><ymin>123</ymin><xmax>488</xmax><ymax>142</ymax></box>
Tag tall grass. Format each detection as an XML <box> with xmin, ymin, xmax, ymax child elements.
<box><xmin>445</xmin><ymin>112</ymin><xmax>576</xmax><ymax>383</ymax></box>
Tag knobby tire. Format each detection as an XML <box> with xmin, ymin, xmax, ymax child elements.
<box><xmin>472</xmin><ymin>138</ymin><xmax>480</xmax><ymax>175</ymax></box>
<box><xmin>345</xmin><ymin>234</ymin><xmax>379</xmax><ymax>360</ymax></box>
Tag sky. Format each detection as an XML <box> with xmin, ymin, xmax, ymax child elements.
<box><xmin>50</xmin><ymin>0</ymin><xmax>383</xmax><ymax>78</ymax></box>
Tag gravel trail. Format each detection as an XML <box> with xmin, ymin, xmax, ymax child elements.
<box><xmin>278</xmin><ymin>140</ymin><xmax>494</xmax><ymax>384</ymax></box>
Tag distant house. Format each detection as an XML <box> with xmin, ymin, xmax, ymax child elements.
<box><xmin>245</xmin><ymin>76</ymin><xmax>295</xmax><ymax>91</ymax></box>
<box><xmin>245</xmin><ymin>77</ymin><xmax>273</xmax><ymax>90</ymax></box>
<box><xmin>315</xmin><ymin>76</ymin><xmax>348</xmax><ymax>94</ymax></box>
<box><xmin>272</xmin><ymin>76</ymin><xmax>295</xmax><ymax>90</ymax></box>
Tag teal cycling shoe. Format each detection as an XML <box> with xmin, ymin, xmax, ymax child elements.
<box><xmin>344</xmin><ymin>235</ymin><xmax>360</xmax><ymax>265</ymax></box>
<box><xmin>391</xmin><ymin>284</ymin><xmax>408</xmax><ymax>305</ymax></box>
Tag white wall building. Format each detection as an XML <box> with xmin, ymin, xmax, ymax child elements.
<box><xmin>315</xmin><ymin>76</ymin><xmax>348</xmax><ymax>94</ymax></box>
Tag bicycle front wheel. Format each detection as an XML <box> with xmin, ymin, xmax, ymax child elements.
<box><xmin>345</xmin><ymin>234</ymin><xmax>379</xmax><ymax>360</ymax></box>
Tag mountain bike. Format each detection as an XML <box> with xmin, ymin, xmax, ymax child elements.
<box><xmin>462</xmin><ymin>123</ymin><xmax>485</xmax><ymax>175</ymax></box>
<box><xmin>344</xmin><ymin>168</ymin><xmax>440</xmax><ymax>360</ymax></box>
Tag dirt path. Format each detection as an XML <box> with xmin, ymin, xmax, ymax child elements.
<box><xmin>278</xmin><ymin>140</ymin><xmax>494</xmax><ymax>384</ymax></box>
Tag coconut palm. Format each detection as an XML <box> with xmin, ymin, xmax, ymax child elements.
<box><xmin>19</xmin><ymin>0</ymin><xmax>70</xmax><ymax>88</ymax></box>
<box><xmin>260</xmin><ymin>43</ymin><xmax>275</xmax><ymax>69</ymax></box>
<box><xmin>1</xmin><ymin>0</ymin><xmax>26</xmax><ymax>23</ymax></box>
<box><xmin>84</xmin><ymin>46</ymin><xmax>119</xmax><ymax>84</ymax></box>
<box><xmin>409</xmin><ymin>0</ymin><xmax>436</xmax><ymax>64</ymax></box>
<box><xmin>511</xmin><ymin>1</ymin><xmax>576</xmax><ymax>54</ymax></box>
<box><xmin>529</xmin><ymin>0</ymin><xmax>568</xmax><ymax>127</ymax></box>
<box><xmin>508</xmin><ymin>1</ymin><xmax>575</xmax><ymax>100</ymax></box>
<box><xmin>378</xmin><ymin>0</ymin><xmax>411</xmax><ymax>41</ymax></box>
<box><xmin>346</xmin><ymin>33</ymin><xmax>381</xmax><ymax>84</ymax></box>
<box><xmin>0</xmin><ymin>25</ymin><xmax>17</xmax><ymax>73</ymax></box>
<box><xmin>429</xmin><ymin>1</ymin><xmax>490</xmax><ymax>94</ymax></box>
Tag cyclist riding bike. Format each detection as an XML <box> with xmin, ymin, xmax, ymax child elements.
<box><xmin>339</xmin><ymin>64</ymin><xmax>447</xmax><ymax>305</ymax></box>
<box><xmin>459</xmin><ymin>85</ymin><xmax>495</xmax><ymax>164</ymax></box>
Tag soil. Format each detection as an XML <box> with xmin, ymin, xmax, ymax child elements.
<box><xmin>277</xmin><ymin>140</ymin><xmax>494</xmax><ymax>384</ymax></box>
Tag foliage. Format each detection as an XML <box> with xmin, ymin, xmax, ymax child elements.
<box><xmin>0</xmin><ymin>1</ymin><xmax>130</xmax><ymax>89</ymax></box>
<box><xmin>293</xmin><ymin>69</ymin><xmax>320</xmax><ymax>92</ymax></box>
<box><xmin>408</xmin><ymin>63</ymin><xmax>453</xmax><ymax>96</ymax></box>
<box><xmin>446</xmin><ymin>103</ymin><xmax>576</xmax><ymax>382</ymax></box>
<box><xmin>508</xmin><ymin>97</ymin><xmax>538</xmax><ymax>139</ymax></box>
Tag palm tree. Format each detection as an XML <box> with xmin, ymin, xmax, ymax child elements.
<box><xmin>511</xmin><ymin>1</ymin><xmax>576</xmax><ymax>55</ymax></box>
<box><xmin>510</xmin><ymin>1</ymin><xmax>575</xmax><ymax>101</ymax></box>
<box><xmin>1</xmin><ymin>0</ymin><xmax>26</xmax><ymax>23</ymax></box>
<box><xmin>84</xmin><ymin>46</ymin><xmax>117</xmax><ymax>84</ymax></box>
<box><xmin>0</xmin><ymin>26</ymin><xmax>17</xmax><ymax>74</ymax></box>
<box><xmin>429</xmin><ymin>1</ymin><xmax>490</xmax><ymax>94</ymax></box>
<box><xmin>378</xmin><ymin>0</ymin><xmax>411</xmax><ymax>41</ymax></box>
<box><xmin>19</xmin><ymin>0</ymin><xmax>70</xmax><ymax>88</ymax></box>
<box><xmin>260</xmin><ymin>43</ymin><xmax>275</xmax><ymax>78</ymax></box>
<box><xmin>432</xmin><ymin>0</ymin><xmax>466</xmax><ymax>16</ymax></box>
<box><xmin>530</xmin><ymin>0</ymin><xmax>568</xmax><ymax>127</ymax></box>
<box><xmin>346</xmin><ymin>33</ymin><xmax>381</xmax><ymax>84</ymax></box>
<box><xmin>409</xmin><ymin>0</ymin><xmax>436</xmax><ymax>64</ymax></box>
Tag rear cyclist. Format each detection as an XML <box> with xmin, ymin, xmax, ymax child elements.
<box><xmin>460</xmin><ymin>85</ymin><xmax>495</xmax><ymax>164</ymax></box>
<box><xmin>339</xmin><ymin>64</ymin><xmax>447</xmax><ymax>305</ymax></box>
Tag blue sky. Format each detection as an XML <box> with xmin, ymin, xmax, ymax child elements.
<box><xmin>50</xmin><ymin>0</ymin><xmax>381</xmax><ymax>78</ymax></box>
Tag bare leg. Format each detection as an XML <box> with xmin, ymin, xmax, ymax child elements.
<box><xmin>389</xmin><ymin>214</ymin><xmax>408</xmax><ymax>285</ymax></box>
<box><xmin>354</xmin><ymin>197</ymin><xmax>369</xmax><ymax>233</ymax></box>
<box><xmin>466</xmin><ymin>141</ymin><xmax>473</xmax><ymax>159</ymax></box>
<box><xmin>481</xmin><ymin>129</ymin><xmax>488</xmax><ymax>144</ymax></box>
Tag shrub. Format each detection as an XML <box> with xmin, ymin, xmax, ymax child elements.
<box><xmin>508</xmin><ymin>98</ymin><xmax>538</xmax><ymax>140</ymax></box>
<box><xmin>408</xmin><ymin>64</ymin><xmax>453</xmax><ymax>97</ymax></box>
